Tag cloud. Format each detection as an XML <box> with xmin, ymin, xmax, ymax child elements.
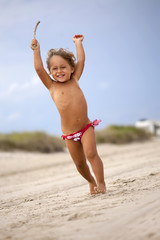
<box><xmin>7</xmin><ymin>112</ymin><xmax>21</xmax><ymax>121</ymax></box>
<box><xmin>0</xmin><ymin>112</ymin><xmax>21</xmax><ymax>122</ymax></box>
<box><xmin>0</xmin><ymin>74</ymin><xmax>44</xmax><ymax>101</ymax></box>
<box><xmin>7</xmin><ymin>76</ymin><xmax>39</xmax><ymax>94</ymax></box>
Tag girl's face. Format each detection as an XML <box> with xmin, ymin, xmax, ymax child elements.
<box><xmin>49</xmin><ymin>55</ymin><xmax>74</xmax><ymax>82</ymax></box>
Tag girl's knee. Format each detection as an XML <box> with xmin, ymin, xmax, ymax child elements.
<box><xmin>75</xmin><ymin>160</ymin><xmax>86</xmax><ymax>170</ymax></box>
<box><xmin>85</xmin><ymin>148</ymin><xmax>97</xmax><ymax>161</ymax></box>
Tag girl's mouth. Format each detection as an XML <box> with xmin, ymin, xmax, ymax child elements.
<box><xmin>57</xmin><ymin>73</ymin><xmax>65</xmax><ymax>78</ymax></box>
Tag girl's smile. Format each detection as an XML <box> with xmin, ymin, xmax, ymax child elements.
<box><xmin>49</xmin><ymin>55</ymin><xmax>74</xmax><ymax>82</ymax></box>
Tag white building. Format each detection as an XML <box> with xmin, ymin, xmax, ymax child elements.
<box><xmin>135</xmin><ymin>119</ymin><xmax>160</xmax><ymax>136</ymax></box>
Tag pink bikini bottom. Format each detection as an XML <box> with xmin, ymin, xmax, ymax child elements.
<box><xmin>61</xmin><ymin>119</ymin><xmax>101</xmax><ymax>142</ymax></box>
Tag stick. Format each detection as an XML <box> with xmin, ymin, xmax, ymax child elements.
<box><xmin>33</xmin><ymin>21</ymin><xmax>40</xmax><ymax>39</ymax></box>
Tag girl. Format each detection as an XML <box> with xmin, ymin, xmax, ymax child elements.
<box><xmin>31</xmin><ymin>34</ymin><xmax>106</xmax><ymax>194</ymax></box>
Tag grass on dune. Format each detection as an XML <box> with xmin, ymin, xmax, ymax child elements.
<box><xmin>96</xmin><ymin>125</ymin><xmax>152</xmax><ymax>144</ymax></box>
<box><xmin>0</xmin><ymin>131</ymin><xmax>65</xmax><ymax>153</ymax></box>
<box><xmin>0</xmin><ymin>126</ymin><xmax>152</xmax><ymax>152</ymax></box>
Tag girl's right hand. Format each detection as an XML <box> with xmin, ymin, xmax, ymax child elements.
<box><xmin>30</xmin><ymin>38</ymin><xmax>40</xmax><ymax>50</ymax></box>
<box><xmin>72</xmin><ymin>34</ymin><xmax>84</xmax><ymax>43</ymax></box>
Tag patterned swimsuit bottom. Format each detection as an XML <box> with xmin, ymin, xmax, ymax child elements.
<box><xmin>61</xmin><ymin>119</ymin><xmax>101</xmax><ymax>142</ymax></box>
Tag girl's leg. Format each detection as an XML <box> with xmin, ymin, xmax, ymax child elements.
<box><xmin>65</xmin><ymin>139</ymin><xmax>97</xmax><ymax>194</ymax></box>
<box><xmin>81</xmin><ymin>127</ymin><xmax>106</xmax><ymax>193</ymax></box>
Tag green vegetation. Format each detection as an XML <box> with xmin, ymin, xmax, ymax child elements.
<box><xmin>0</xmin><ymin>126</ymin><xmax>152</xmax><ymax>152</ymax></box>
<box><xmin>96</xmin><ymin>125</ymin><xmax>152</xmax><ymax>144</ymax></box>
<box><xmin>0</xmin><ymin>132</ymin><xmax>65</xmax><ymax>153</ymax></box>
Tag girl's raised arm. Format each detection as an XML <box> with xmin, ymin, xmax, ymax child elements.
<box><xmin>72</xmin><ymin>35</ymin><xmax>85</xmax><ymax>81</ymax></box>
<box><xmin>31</xmin><ymin>39</ymin><xmax>53</xmax><ymax>89</ymax></box>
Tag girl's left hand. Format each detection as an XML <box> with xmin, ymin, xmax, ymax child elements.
<box><xmin>72</xmin><ymin>34</ymin><xmax>84</xmax><ymax>42</ymax></box>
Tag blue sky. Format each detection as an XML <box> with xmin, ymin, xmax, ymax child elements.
<box><xmin>0</xmin><ymin>0</ymin><xmax>160</xmax><ymax>136</ymax></box>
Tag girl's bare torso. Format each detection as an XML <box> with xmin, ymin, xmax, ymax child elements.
<box><xmin>49</xmin><ymin>78</ymin><xmax>90</xmax><ymax>134</ymax></box>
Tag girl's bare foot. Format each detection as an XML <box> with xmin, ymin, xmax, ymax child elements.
<box><xmin>94</xmin><ymin>183</ymin><xmax>106</xmax><ymax>194</ymax></box>
<box><xmin>89</xmin><ymin>180</ymin><xmax>97</xmax><ymax>195</ymax></box>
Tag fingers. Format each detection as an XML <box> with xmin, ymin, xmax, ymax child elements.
<box><xmin>73</xmin><ymin>34</ymin><xmax>84</xmax><ymax>38</ymax></box>
<box><xmin>72</xmin><ymin>34</ymin><xmax>84</xmax><ymax>42</ymax></box>
<box><xmin>30</xmin><ymin>38</ymin><xmax>39</xmax><ymax>50</ymax></box>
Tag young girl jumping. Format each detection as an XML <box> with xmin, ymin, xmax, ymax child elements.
<box><xmin>31</xmin><ymin>32</ymin><xmax>106</xmax><ymax>194</ymax></box>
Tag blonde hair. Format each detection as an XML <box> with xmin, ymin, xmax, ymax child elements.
<box><xmin>46</xmin><ymin>48</ymin><xmax>76</xmax><ymax>72</ymax></box>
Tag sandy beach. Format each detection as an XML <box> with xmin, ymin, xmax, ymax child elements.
<box><xmin>0</xmin><ymin>137</ymin><xmax>160</xmax><ymax>240</ymax></box>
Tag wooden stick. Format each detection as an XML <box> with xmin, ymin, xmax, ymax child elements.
<box><xmin>33</xmin><ymin>21</ymin><xmax>40</xmax><ymax>39</ymax></box>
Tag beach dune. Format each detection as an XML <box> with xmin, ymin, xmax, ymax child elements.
<box><xmin>0</xmin><ymin>138</ymin><xmax>160</xmax><ymax>240</ymax></box>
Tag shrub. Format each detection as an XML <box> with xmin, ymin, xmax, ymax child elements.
<box><xmin>96</xmin><ymin>125</ymin><xmax>152</xmax><ymax>144</ymax></box>
<box><xmin>0</xmin><ymin>132</ymin><xmax>65</xmax><ymax>153</ymax></box>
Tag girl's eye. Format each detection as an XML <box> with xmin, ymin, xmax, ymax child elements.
<box><xmin>61</xmin><ymin>66</ymin><xmax>66</xmax><ymax>69</ymax></box>
<box><xmin>52</xmin><ymin>68</ymin><xmax>57</xmax><ymax>71</ymax></box>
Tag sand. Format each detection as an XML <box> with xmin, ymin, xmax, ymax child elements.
<box><xmin>0</xmin><ymin>137</ymin><xmax>160</xmax><ymax>240</ymax></box>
